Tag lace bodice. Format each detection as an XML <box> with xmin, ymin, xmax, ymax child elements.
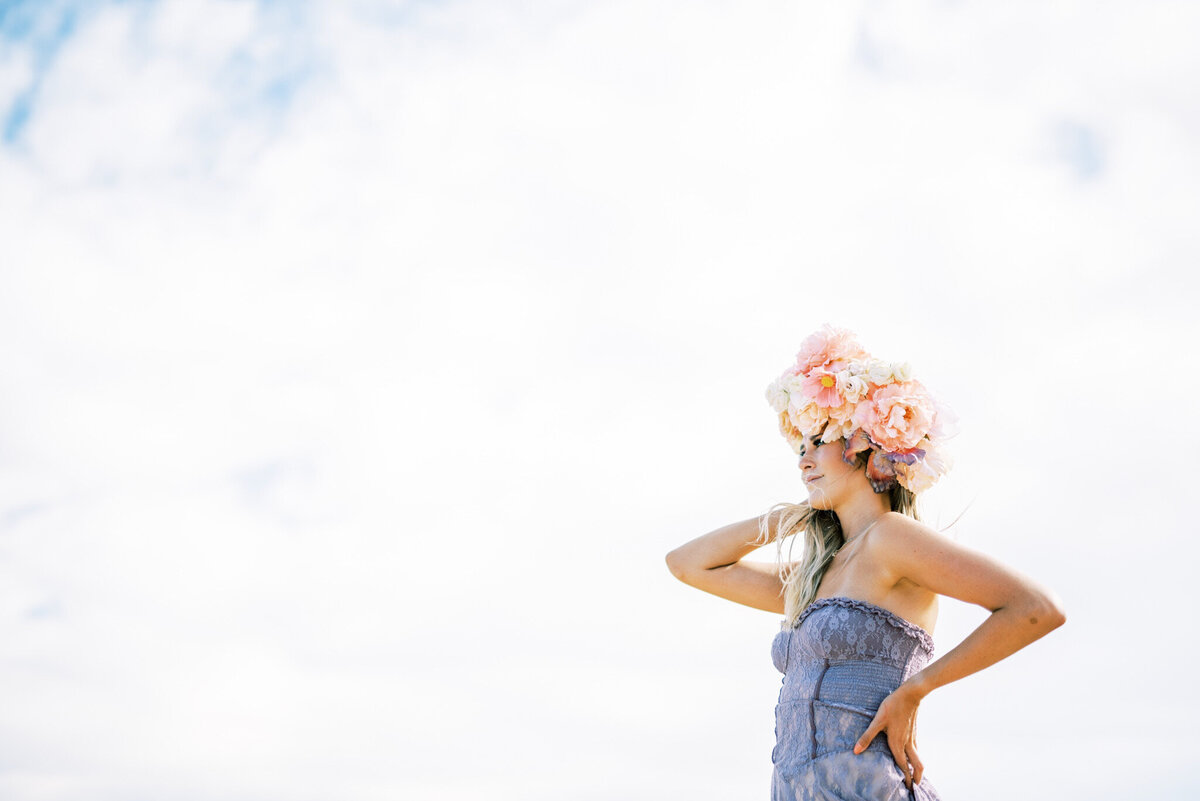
<box><xmin>771</xmin><ymin>596</ymin><xmax>934</xmax><ymax>677</ymax></box>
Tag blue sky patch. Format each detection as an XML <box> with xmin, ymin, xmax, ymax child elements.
<box><xmin>2</xmin><ymin>0</ymin><xmax>318</xmax><ymax>149</ymax></box>
<box><xmin>1</xmin><ymin>0</ymin><xmax>85</xmax><ymax>143</ymax></box>
<box><xmin>1053</xmin><ymin>119</ymin><xmax>1105</xmax><ymax>181</ymax></box>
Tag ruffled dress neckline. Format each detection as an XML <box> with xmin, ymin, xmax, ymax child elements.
<box><xmin>792</xmin><ymin>596</ymin><xmax>935</xmax><ymax>653</ymax></box>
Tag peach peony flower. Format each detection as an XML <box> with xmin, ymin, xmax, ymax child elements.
<box><xmin>778</xmin><ymin>411</ymin><xmax>805</xmax><ymax>453</ymax></box>
<box><xmin>816</xmin><ymin>398</ymin><xmax>857</xmax><ymax>443</ymax></box>
<box><xmin>793</xmin><ymin>324</ymin><xmax>868</xmax><ymax>374</ymax></box>
<box><xmin>851</xmin><ymin>381</ymin><xmax>936</xmax><ymax>453</ymax></box>
<box><xmin>820</xmin><ymin>414</ymin><xmax>856</xmax><ymax>444</ymax></box>
<box><xmin>786</xmin><ymin>395</ymin><xmax>828</xmax><ymax>439</ymax></box>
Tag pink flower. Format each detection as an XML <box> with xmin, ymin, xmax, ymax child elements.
<box><xmin>793</xmin><ymin>324</ymin><xmax>868</xmax><ymax>374</ymax></box>
<box><xmin>800</xmin><ymin>369</ymin><xmax>843</xmax><ymax>407</ymax></box>
<box><xmin>851</xmin><ymin>381</ymin><xmax>936</xmax><ymax>453</ymax></box>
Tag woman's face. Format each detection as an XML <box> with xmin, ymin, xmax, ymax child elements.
<box><xmin>797</xmin><ymin>435</ymin><xmax>863</xmax><ymax>509</ymax></box>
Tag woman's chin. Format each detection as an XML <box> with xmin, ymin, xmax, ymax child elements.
<box><xmin>806</xmin><ymin>488</ymin><xmax>832</xmax><ymax>509</ymax></box>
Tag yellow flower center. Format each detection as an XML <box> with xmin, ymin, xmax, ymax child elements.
<box><xmin>820</xmin><ymin>375</ymin><xmax>836</xmax><ymax>388</ymax></box>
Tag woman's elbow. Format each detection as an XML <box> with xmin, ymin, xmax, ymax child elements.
<box><xmin>1025</xmin><ymin>589</ymin><xmax>1067</xmax><ymax>631</ymax></box>
<box><xmin>1045</xmin><ymin>596</ymin><xmax>1068</xmax><ymax>629</ymax></box>
<box><xmin>665</xmin><ymin>549</ymin><xmax>691</xmax><ymax>581</ymax></box>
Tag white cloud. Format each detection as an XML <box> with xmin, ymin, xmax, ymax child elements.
<box><xmin>0</xmin><ymin>1</ymin><xmax>1197</xmax><ymax>799</ymax></box>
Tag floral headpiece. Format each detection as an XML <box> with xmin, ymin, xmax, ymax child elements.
<box><xmin>764</xmin><ymin>324</ymin><xmax>955</xmax><ymax>493</ymax></box>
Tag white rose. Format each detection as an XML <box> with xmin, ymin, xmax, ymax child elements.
<box><xmin>891</xmin><ymin>362</ymin><xmax>913</xmax><ymax>382</ymax></box>
<box><xmin>765</xmin><ymin>378</ymin><xmax>790</xmax><ymax>413</ymax></box>
<box><xmin>866</xmin><ymin>358</ymin><xmax>893</xmax><ymax>385</ymax></box>
<box><xmin>840</xmin><ymin>373</ymin><xmax>869</xmax><ymax>404</ymax></box>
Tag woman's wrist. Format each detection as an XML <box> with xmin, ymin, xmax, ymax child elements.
<box><xmin>901</xmin><ymin>670</ymin><xmax>935</xmax><ymax>700</ymax></box>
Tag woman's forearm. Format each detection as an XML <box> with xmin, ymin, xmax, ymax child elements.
<box><xmin>665</xmin><ymin>511</ymin><xmax>781</xmax><ymax>573</ymax></box>
<box><xmin>904</xmin><ymin>594</ymin><xmax>1067</xmax><ymax>698</ymax></box>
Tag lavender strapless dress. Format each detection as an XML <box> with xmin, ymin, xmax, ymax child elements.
<box><xmin>770</xmin><ymin>597</ymin><xmax>943</xmax><ymax>800</ymax></box>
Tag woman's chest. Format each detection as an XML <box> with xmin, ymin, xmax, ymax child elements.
<box><xmin>771</xmin><ymin>602</ymin><xmax>934</xmax><ymax>675</ymax></box>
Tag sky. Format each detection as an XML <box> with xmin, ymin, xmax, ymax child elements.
<box><xmin>1</xmin><ymin>0</ymin><xmax>1198</xmax><ymax>799</ymax></box>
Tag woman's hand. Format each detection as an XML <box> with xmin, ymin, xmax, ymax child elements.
<box><xmin>853</xmin><ymin>681</ymin><xmax>926</xmax><ymax>790</ymax></box>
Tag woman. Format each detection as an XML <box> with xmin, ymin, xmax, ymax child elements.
<box><xmin>664</xmin><ymin>326</ymin><xmax>1066</xmax><ymax>800</ymax></box>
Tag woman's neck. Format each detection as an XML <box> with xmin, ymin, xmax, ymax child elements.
<box><xmin>833</xmin><ymin>491</ymin><xmax>892</xmax><ymax>542</ymax></box>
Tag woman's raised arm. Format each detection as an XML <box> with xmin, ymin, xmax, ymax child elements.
<box><xmin>665</xmin><ymin>511</ymin><xmax>792</xmax><ymax>615</ymax></box>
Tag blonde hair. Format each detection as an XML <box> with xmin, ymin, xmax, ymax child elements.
<box><xmin>754</xmin><ymin>476</ymin><xmax>919</xmax><ymax>628</ymax></box>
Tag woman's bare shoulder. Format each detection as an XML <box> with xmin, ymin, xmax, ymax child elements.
<box><xmin>861</xmin><ymin>513</ymin><xmax>958</xmax><ymax>582</ymax></box>
<box><xmin>869</xmin><ymin>511</ymin><xmax>947</xmax><ymax>545</ymax></box>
